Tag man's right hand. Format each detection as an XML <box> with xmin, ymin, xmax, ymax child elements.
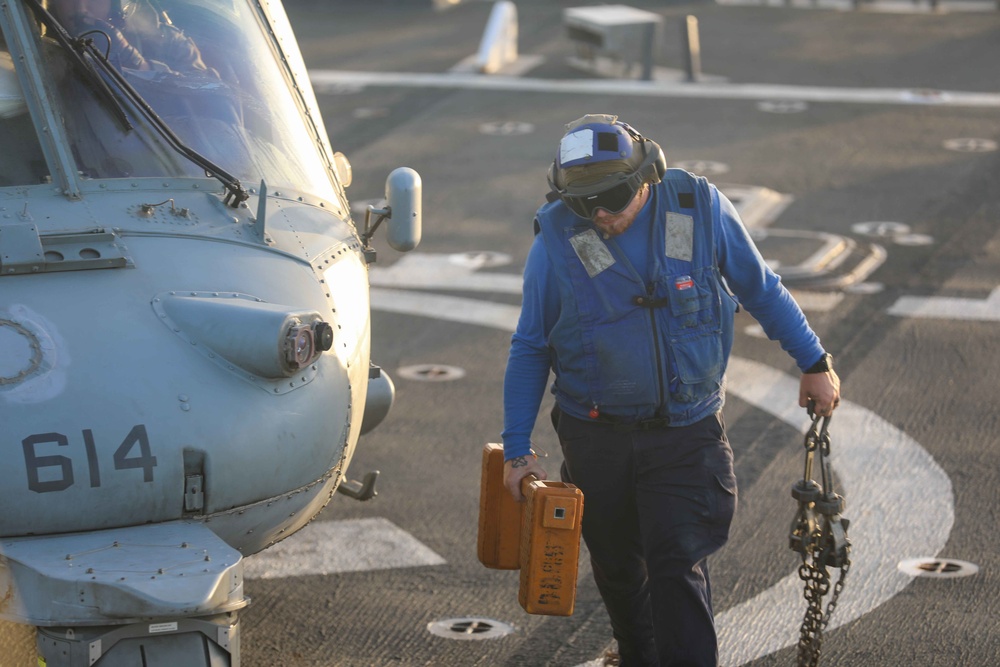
<box><xmin>503</xmin><ymin>454</ymin><xmax>548</xmax><ymax>503</ymax></box>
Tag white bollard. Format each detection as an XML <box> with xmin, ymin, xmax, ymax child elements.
<box><xmin>476</xmin><ymin>1</ymin><xmax>518</xmax><ymax>74</ymax></box>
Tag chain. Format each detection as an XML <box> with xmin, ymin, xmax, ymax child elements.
<box><xmin>796</xmin><ymin>543</ymin><xmax>850</xmax><ymax>666</ymax></box>
<box><xmin>790</xmin><ymin>410</ymin><xmax>852</xmax><ymax>667</ymax></box>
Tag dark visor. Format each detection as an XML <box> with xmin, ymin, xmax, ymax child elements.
<box><xmin>562</xmin><ymin>179</ymin><xmax>639</xmax><ymax>219</ymax></box>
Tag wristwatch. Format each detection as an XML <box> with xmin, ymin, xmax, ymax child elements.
<box><xmin>804</xmin><ymin>353</ymin><xmax>833</xmax><ymax>374</ymax></box>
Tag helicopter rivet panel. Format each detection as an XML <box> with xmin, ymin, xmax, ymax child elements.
<box><xmin>315</xmin><ymin>248</ymin><xmax>371</xmax><ymax>464</ymax></box>
<box><xmin>264</xmin><ymin>200</ymin><xmax>357</xmax><ymax>261</ymax></box>
<box><xmin>131</xmin><ymin>201</ymin><xmax>197</xmax><ymax>223</ymax></box>
<box><xmin>0</xmin><ymin>521</ymin><xmax>248</xmax><ymax>625</ymax></box>
<box><xmin>0</xmin><ymin>223</ymin><xmax>43</xmax><ymax>274</ymax></box>
<box><xmin>152</xmin><ymin>292</ymin><xmax>332</xmax><ymax>392</ymax></box>
<box><xmin>76</xmin><ymin>177</ymin><xmax>218</xmax><ymax>198</ymax></box>
<box><xmin>200</xmin><ymin>464</ymin><xmax>347</xmax><ymax>556</ymax></box>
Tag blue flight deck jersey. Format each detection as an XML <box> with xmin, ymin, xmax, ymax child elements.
<box><xmin>502</xmin><ymin>170</ymin><xmax>825</xmax><ymax>461</ymax></box>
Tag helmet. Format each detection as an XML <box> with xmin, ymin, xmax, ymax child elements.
<box><xmin>43</xmin><ymin>0</ymin><xmax>133</xmax><ymax>28</ymax></box>
<box><xmin>547</xmin><ymin>114</ymin><xmax>666</xmax><ymax>219</ymax></box>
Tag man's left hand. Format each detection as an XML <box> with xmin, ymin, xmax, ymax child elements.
<box><xmin>503</xmin><ymin>455</ymin><xmax>547</xmax><ymax>503</ymax></box>
<box><xmin>71</xmin><ymin>16</ymin><xmax>149</xmax><ymax>70</ymax></box>
<box><xmin>799</xmin><ymin>369</ymin><xmax>841</xmax><ymax>417</ymax></box>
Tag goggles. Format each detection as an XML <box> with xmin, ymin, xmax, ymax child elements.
<box><xmin>562</xmin><ymin>177</ymin><xmax>642</xmax><ymax>219</ymax></box>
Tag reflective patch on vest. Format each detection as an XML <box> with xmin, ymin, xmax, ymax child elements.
<box><xmin>569</xmin><ymin>229</ymin><xmax>616</xmax><ymax>277</ymax></box>
<box><xmin>665</xmin><ymin>213</ymin><xmax>694</xmax><ymax>262</ymax></box>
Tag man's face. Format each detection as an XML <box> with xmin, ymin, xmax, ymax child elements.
<box><xmin>49</xmin><ymin>0</ymin><xmax>113</xmax><ymax>24</ymax></box>
<box><xmin>591</xmin><ymin>185</ymin><xmax>648</xmax><ymax>238</ymax></box>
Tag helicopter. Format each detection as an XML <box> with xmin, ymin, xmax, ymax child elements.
<box><xmin>0</xmin><ymin>0</ymin><xmax>420</xmax><ymax>664</ymax></box>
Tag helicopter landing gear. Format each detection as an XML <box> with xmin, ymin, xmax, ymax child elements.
<box><xmin>36</xmin><ymin>612</ymin><xmax>240</xmax><ymax>667</ymax></box>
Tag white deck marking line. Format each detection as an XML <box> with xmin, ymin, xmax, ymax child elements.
<box><xmin>788</xmin><ymin>289</ymin><xmax>845</xmax><ymax>312</ymax></box>
<box><xmin>371</xmin><ymin>287</ymin><xmax>522</xmax><ymax>331</ymax></box>
<box><xmin>243</xmin><ymin>517</ymin><xmax>445</xmax><ymax>579</ymax></box>
<box><xmin>372</xmin><ymin>255</ymin><xmax>843</xmax><ymax>312</ymax></box>
<box><xmin>367</xmin><ymin>289</ymin><xmax>953</xmax><ymax>666</ymax></box>
<box><xmin>888</xmin><ymin>286</ymin><xmax>1000</xmax><ymax>321</ymax></box>
<box><xmin>370</xmin><ymin>253</ymin><xmax>523</xmax><ymax>294</ymax></box>
<box><xmin>718</xmin><ymin>0</ymin><xmax>997</xmax><ymax>11</ymax></box>
<box><xmin>310</xmin><ymin>69</ymin><xmax>1000</xmax><ymax>108</ymax></box>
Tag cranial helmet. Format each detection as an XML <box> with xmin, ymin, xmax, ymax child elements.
<box><xmin>547</xmin><ymin>114</ymin><xmax>667</xmax><ymax>219</ymax></box>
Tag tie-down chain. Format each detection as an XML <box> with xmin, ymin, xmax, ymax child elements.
<box><xmin>789</xmin><ymin>407</ymin><xmax>852</xmax><ymax>667</ymax></box>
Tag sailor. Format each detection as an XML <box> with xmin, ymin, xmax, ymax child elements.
<box><xmin>502</xmin><ymin>114</ymin><xmax>841</xmax><ymax>666</ymax></box>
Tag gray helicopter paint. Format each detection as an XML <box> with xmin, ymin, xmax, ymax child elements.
<box><xmin>0</xmin><ymin>205</ymin><xmax>362</xmax><ymax>536</ymax></box>
<box><xmin>0</xmin><ymin>522</ymin><xmax>246</xmax><ymax>625</ymax></box>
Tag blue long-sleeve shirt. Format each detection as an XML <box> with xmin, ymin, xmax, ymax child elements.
<box><xmin>501</xmin><ymin>187</ymin><xmax>825</xmax><ymax>461</ymax></box>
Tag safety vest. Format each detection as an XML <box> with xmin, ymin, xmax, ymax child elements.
<box><xmin>537</xmin><ymin>169</ymin><xmax>737</xmax><ymax>426</ymax></box>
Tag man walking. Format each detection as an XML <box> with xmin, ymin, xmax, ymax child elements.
<box><xmin>502</xmin><ymin>114</ymin><xmax>840</xmax><ymax>666</ymax></box>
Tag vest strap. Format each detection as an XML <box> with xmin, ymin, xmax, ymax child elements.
<box><xmin>632</xmin><ymin>295</ymin><xmax>670</xmax><ymax>308</ymax></box>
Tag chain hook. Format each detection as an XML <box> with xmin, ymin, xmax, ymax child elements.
<box><xmin>805</xmin><ymin>401</ymin><xmax>831</xmax><ymax>449</ymax></box>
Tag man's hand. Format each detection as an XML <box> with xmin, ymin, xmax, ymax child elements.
<box><xmin>799</xmin><ymin>368</ymin><xmax>841</xmax><ymax>417</ymax></box>
<box><xmin>71</xmin><ymin>16</ymin><xmax>149</xmax><ymax>70</ymax></box>
<box><xmin>504</xmin><ymin>454</ymin><xmax>548</xmax><ymax>502</ymax></box>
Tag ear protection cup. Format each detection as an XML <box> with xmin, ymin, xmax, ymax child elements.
<box><xmin>615</xmin><ymin>120</ymin><xmax>666</xmax><ymax>185</ymax></box>
<box><xmin>641</xmin><ymin>138</ymin><xmax>667</xmax><ymax>185</ymax></box>
<box><xmin>547</xmin><ymin>159</ymin><xmax>561</xmax><ymax>193</ymax></box>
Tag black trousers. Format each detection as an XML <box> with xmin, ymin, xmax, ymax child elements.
<box><xmin>553</xmin><ymin>407</ymin><xmax>738</xmax><ymax>667</ymax></box>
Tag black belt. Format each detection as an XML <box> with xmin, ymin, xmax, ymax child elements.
<box><xmin>594</xmin><ymin>414</ymin><xmax>671</xmax><ymax>432</ymax></box>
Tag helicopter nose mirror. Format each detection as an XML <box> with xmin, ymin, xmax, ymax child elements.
<box><xmin>385</xmin><ymin>167</ymin><xmax>421</xmax><ymax>252</ymax></box>
<box><xmin>333</xmin><ymin>152</ymin><xmax>352</xmax><ymax>188</ymax></box>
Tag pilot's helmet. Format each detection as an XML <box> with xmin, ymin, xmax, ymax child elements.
<box><xmin>547</xmin><ymin>113</ymin><xmax>666</xmax><ymax>219</ymax></box>
<box><xmin>43</xmin><ymin>0</ymin><xmax>133</xmax><ymax>26</ymax></box>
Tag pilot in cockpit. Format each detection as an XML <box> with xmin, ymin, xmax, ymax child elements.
<box><xmin>37</xmin><ymin>0</ymin><xmax>256</xmax><ymax>180</ymax></box>
<box><xmin>45</xmin><ymin>0</ymin><xmax>215</xmax><ymax>77</ymax></box>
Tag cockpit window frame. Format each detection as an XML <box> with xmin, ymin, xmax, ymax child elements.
<box><xmin>0</xmin><ymin>0</ymin><xmax>82</xmax><ymax>196</ymax></box>
<box><xmin>0</xmin><ymin>0</ymin><xmax>348</xmax><ymax>211</ymax></box>
<box><xmin>247</xmin><ymin>0</ymin><xmax>346</xmax><ymax>203</ymax></box>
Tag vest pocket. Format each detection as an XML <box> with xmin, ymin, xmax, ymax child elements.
<box><xmin>588</xmin><ymin>312</ymin><xmax>660</xmax><ymax>407</ymax></box>
<box><xmin>671</xmin><ymin>330</ymin><xmax>723</xmax><ymax>385</ymax></box>
<box><xmin>666</xmin><ymin>269</ymin><xmax>717</xmax><ymax>332</ymax></box>
<box><xmin>667</xmin><ymin>277</ymin><xmax>708</xmax><ymax>316</ymax></box>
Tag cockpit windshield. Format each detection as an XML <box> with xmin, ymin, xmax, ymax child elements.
<box><xmin>3</xmin><ymin>0</ymin><xmax>338</xmax><ymax>199</ymax></box>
